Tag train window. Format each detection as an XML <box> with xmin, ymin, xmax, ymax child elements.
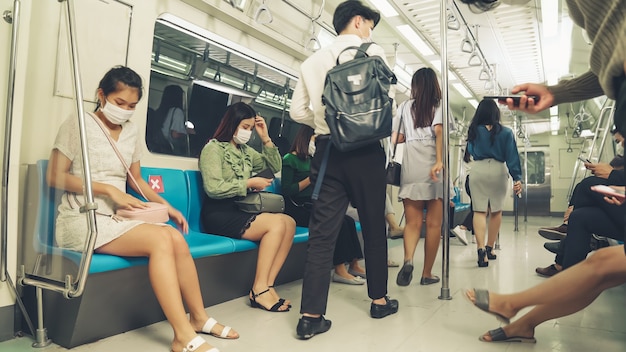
<box><xmin>520</xmin><ymin>151</ymin><xmax>545</xmax><ymax>184</ymax></box>
<box><xmin>146</xmin><ymin>16</ymin><xmax>299</xmax><ymax>158</ymax></box>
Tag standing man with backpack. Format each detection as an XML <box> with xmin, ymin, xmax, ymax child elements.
<box><xmin>290</xmin><ymin>0</ymin><xmax>399</xmax><ymax>340</ymax></box>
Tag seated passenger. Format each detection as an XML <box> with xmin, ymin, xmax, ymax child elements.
<box><xmin>535</xmin><ymin>173</ymin><xmax>625</xmax><ymax>277</ymax></box>
<box><xmin>538</xmin><ymin>130</ymin><xmax>624</xmax><ymax>241</ymax></box>
<box><xmin>48</xmin><ymin>66</ymin><xmax>237</xmax><ymax>352</ymax></box>
<box><xmin>198</xmin><ymin>102</ymin><xmax>295</xmax><ymax>312</ymax></box>
<box><xmin>281</xmin><ymin>125</ymin><xmax>366</xmax><ymax>285</ymax></box>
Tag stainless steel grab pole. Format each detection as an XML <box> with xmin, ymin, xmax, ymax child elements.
<box><xmin>1</xmin><ymin>0</ymin><xmax>21</xmax><ymax>283</ymax></box>
<box><xmin>438</xmin><ymin>0</ymin><xmax>451</xmax><ymax>301</ymax></box>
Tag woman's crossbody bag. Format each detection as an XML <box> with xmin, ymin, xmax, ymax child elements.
<box><xmin>90</xmin><ymin>113</ymin><xmax>170</xmax><ymax>223</ymax></box>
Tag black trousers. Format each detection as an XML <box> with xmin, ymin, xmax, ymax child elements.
<box><xmin>555</xmin><ymin>170</ymin><xmax>626</xmax><ymax>268</ymax></box>
<box><xmin>284</xmin><ymin>199</ymin><xmax>363</xmax><ymax>266</ymax></box>
<box><xmin>300</xmin><ymin>138</ymin><xmax>388</xmax><ymax>315</ymax></box>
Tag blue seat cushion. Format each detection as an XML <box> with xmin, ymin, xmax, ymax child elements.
<box><xmin>232</xmin><ymin>238</ymin><xmax>259</xmax><ymax>252</ymax></box>
<box><xmin>454</xmin><ymin>203</ymin><xmax>471</xmax><ymax>212</ymax></box>
<box><xmin>185</xmin><ymin>231</ymin><xmax>235</xmax><ymax>257</ymax></box>
<box><xmin>294</xmin><ymin>226</ymin><xmax>309</xmax><ymax>243</ymax></box>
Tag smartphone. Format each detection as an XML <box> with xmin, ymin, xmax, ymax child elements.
<box><xmin>590</xmin><ymin>185</ymin><xmax>626</xmax><ymax>200</ymax></box>
<box><xmin>253</xmin><ymin>168</ymin><xmax>274</xmax><ymax>179</ymax></box>
<box><xmin>484</xmin><ymin>95</ymin><xmax>540</xmax><ymax>107</ymax></box>
<box><xmin>578</xmin><ymin>156</ymin><xmax>591</xmax><ymax>163</ymax></box>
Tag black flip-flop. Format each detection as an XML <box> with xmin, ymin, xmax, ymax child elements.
<box><xmin>479</xmin><ymin>327</ymin><xmax>536</xmax><ymax>343</ymax></box>
<box><xmin>466</xmin><ymin>289</ymin><xmax>510</xmax><ymax>324</ymax></box>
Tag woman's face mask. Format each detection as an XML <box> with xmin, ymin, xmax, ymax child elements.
<box><xmin>101</xmin><ymin>98</ymin><xmax>134</xmax><ymax>125</ymax></box>
<box><xmin>233</xmin><ymin>128</ymin><xmax>252</xmax><ymax>145</ymax></box>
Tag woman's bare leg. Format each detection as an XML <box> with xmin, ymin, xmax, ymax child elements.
<box><xmin>242</xmin><ymin>213</ymin><xmax>294</xmax><ymax>310</ymax></box>
<box><xmin>422</xmin><ymin>199</ymin><xmax>442</xmax><ymax>278</ymax></box>
<box><xmin>486</xmin><ymin>210</ymin><xmax>501</xmax><ymax>251</ymax></box>
<box><xmin>402</xmin><ymin>199</ymin><xmax>425</xmax><ymax>263</ymax></box>
<box><xmin>473</xmin><ymin>211</ymin><xmax>488</xmax><ymax>258</ymax></box>
<box><xmin>96</xmin><ymin>224</ymin><xmax>213</xmax><ymax>352</ymax></box>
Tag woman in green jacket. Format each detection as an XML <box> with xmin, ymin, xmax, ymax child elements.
<box><xmin>199</xmin><ymin>102</ymin><xmax>295</xmax><ymax>313</ymax></box>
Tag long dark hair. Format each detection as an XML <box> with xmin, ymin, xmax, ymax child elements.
<box><xmin>409</xmin><ymin>67</ymin><xmax>441</xmax><ymax>128</ymax></box>
<box><xmin>156</xmin><ymin>85</ymin><xmax>184</xmax><ymax>120</ymax></box>
<box><xmin>464</xmin><ymin>99</ymin><xmax>502</xmax><ymax>162</ymax></box>
<box><xmin>289</xmin><ymin>125</ymin><xmax>315</xmax><ymax>160</ymax></box>
<box><xmin>212</xmin><ymin>102</ymin><xmax>256</xmax><ymax>142</ymax></box>
<box><xmin>95</xmin><ymin>66</ymin><xmax>143</xmax><ymax>111</ymax></box>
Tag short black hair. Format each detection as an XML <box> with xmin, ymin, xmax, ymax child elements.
<box><xmin>332</xmin><ymin>0</ymin><xmax>381</xmax><ymax>34</ymax></box>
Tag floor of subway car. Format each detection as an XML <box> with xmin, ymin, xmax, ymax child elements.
<box><xmin>2</xmin><ymin>215</ymin><xmax>626</xmax><ymax>352</ymax></box>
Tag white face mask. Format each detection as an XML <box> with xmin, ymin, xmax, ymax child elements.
<box><xmin>233</xmin><ymin>128</ymin><xmax>252</xmax><ymax>145</ymax></box>
<box><xmin>308</xmin><ymin>140</ymin><xmax>316</xmax><ymax>156</ymax></box>
<box><xmin>100</xmin><ymin>99</ymin><xmax>134</xmax><ymax>125</ymax></box>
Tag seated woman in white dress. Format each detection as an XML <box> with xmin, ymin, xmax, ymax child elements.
<box><xmin>48</xmin><ymin>66</ymin><xmax>236</xmax><ymax>352</ymax></box>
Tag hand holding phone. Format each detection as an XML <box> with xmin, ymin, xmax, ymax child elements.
<box><xmin>484</xmin><ymin>95</ymin><xmax>540</xmax><ymax>107</ymax></box>
<box><xmin>590</xmin><ymin>185</ymin><xmax>626</xmax><ymax>200</ymax></box>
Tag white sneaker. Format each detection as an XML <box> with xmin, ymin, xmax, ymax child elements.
<box><xmin>452</xmin><ymin>226</ymin><xmax>468</xmax><ymax>245</ymax></box>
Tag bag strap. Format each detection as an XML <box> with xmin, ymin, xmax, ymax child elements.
<box><xmin>391</xmin><ymin>102</ymin><xmax>407</xmax><ymax>161</ymax></box>
<box><xmin>334</xmin><ymin>42</ymin><xmax>373</xmax><ymax>65</ymax></box>
<box><xmin>311</xmin><ymin>142</ymin><xmax>331</xmax><ymax>201</ymax></box>
<box><xmin>89</xmin><ymin>112</ymin><xmax>148</xmax><ymax>201</ymax></box>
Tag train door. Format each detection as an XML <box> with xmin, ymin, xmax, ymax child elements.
<box><xmin>518</xmin><ymin>147</ymin><xmax>551</xmax><ymax>216</ymax></box>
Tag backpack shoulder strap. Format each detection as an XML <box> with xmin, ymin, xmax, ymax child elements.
<box><xmin>355</xmin><ymin>42</ymin><xmax>373</xmax><ymax>59</ymax></box>
<box><xmin>335</xmin><ymin>42</ymin><xmax>374</xmax><ymax>66</ymax></box>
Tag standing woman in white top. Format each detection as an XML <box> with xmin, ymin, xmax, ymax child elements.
<box><xmin>48</xmin><ymin>66</ymin><xmax>237</xmax><ymax>352</ymax></box>
<box><xmin>393</xmin><ymin>67</ymin><xmax>444</xmax><ymax>287</ymax></box>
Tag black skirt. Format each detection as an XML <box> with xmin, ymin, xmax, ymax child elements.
<box><xmin>201</xmin><ymin>196</ymin><xmax>256</xmax><ymax>239</ymax></box>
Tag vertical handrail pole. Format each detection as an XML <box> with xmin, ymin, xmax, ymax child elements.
<box><xmin>63</xmin><ymin>0</ymin><xmax>98</xmax><ymax>297</ymax></box>
<box><xmin>1</xmin><ymin>0</ymin><xmax>21</xmax><ymax>282</ymax></box>
<box><xmin>438</xmin><ymin>0</ymin><xmax>451</xmax><ymax>301</ymax></box>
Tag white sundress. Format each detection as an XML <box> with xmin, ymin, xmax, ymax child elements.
<box><xmin>53</xmin><ymin>113</ymin><xmax>147</xmax><ymax>251</ymax></box>
<box><xmin>393</xmin><ymin>100</ymin><xmax>443</xmax><ymax>201</ymax></box>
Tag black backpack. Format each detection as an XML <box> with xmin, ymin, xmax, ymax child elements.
<box><xmin>322</xmin><ymin>42</ymin><xmax>397</xmax><ymax>152</ymax></box>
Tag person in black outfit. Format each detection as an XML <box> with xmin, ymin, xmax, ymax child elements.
<box><xmin>281</xmin><ymin>125</ymin><xmax>366</xmax><ymax>285</ymax></box>
<box><xmin>289</xmin><ymin>0</ymin><xmax>398</xmax><ymax>340</ymax></box>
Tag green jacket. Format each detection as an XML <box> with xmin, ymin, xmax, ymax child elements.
<box><xmin>199</xmin><ymin>140</ymin><xmax>281</xmax><ymax>199</ymax></box>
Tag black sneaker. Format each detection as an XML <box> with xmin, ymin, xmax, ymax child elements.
<box><xmin>538</xmin><ymin>224</ymin><xmax>567</xmax><ymax>240</ymax></box>
<box><xmin>370</xmin><ymin>296</ymin><xmax>399</xmax><ymax>319</ymax></box>
<box><xmin>296</xmin><ymin>316</ymin><xmax>332</xmax><ymax>340</ymax></box>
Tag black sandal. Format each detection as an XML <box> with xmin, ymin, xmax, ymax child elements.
<box><xmin>485</xmin><ymin>245</ymin><xmax>497</xmax><ymax>260</ymax></box>
<box><xmin>477</xmin><ymin>248</ymin><xmax>489</xmax><ymax>267</ymax></box>
<box><xmin>268</xmin><ymin>285</ymin><xmax>292</xmax><ymax>308</ymax></box>
<box><xmin>249</xmin><ymin>289</ymin><xmax>290</xmax><ymax>312</ymax></box>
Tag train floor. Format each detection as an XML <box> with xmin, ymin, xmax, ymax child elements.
<box><xmin>2</xmin><ymin>215</ymin><xmax>626</xmax><ymax>351</ymax></box>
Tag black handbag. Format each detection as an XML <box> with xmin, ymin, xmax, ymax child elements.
<box><xmin>386</xmin><ymin>107</ymin><xmax>404</xmax><ymax>186</ymax></box>
<box><xmin>235</xmin><ymin>192</ymin><xmax>285</xmax><ymax>214</ymax></box>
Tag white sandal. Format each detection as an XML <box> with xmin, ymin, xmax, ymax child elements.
<box><xmin>200</xmin><ymin>317</ymin><xmax>237</xmax><ymax>339</ymax></box>
<box><xmin>180</xmin><ymin>335</ymin><xmax>218</xmax><ymax>352</ymax></box>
